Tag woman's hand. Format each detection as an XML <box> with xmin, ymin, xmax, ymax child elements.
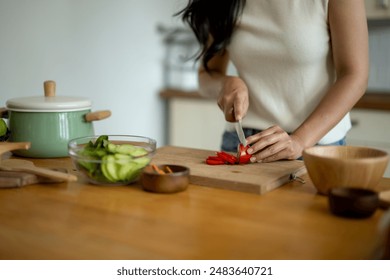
<box><xmin>246</xmin><ymin>125</ymin><xmax>305</xmax><ymax>162</ymax></box>
<box><xmin>217</xmin><ymin>76</ymin><xmax>249</xmax><ymax>122</ymax></box>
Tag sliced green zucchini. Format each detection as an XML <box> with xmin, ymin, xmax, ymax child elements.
<box><xmin>107</xmin><ymin>143</ymin><xmax>117</xmax><ymax>153</ymax></box>
<box><xmin>116</xmin><ymin>144</ymin><xmax>136</xmax><ymax>155</ymax></box>
<box><xmin>101</xmin><ymin>155</ymin><xmax>119</xmax><ymax>182</ymax></box>
<box><xmin>129</xmin><ymin>147</ymin><xmax>148</xmax><ymax>157</ymax></box>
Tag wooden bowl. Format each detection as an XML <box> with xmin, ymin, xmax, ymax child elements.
<box><xmin>328</xmin><ymin>187</ymin><xmax>379</xmax><ymax>218</ymax></box>
<box><xmin>303</xmin><ymin>146</ymin><xmax>389</xmax><ymax>195</ymax></box>
<box><xmin>140</xmin><ymin>164</ymin><xmax>189</xmax><ymax>193</ymax></box>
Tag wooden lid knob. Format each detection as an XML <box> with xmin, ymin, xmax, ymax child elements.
<box><xmin>44</xmin><ymin>80</ymin><xmax>56</xmax><ymax>97</ymax></box>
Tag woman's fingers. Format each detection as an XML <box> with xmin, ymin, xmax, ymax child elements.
<box><xmin>233</xmin><ymin>96</ymin><xmax>248</xmax><ymax>121</ymax></box>
<box><xmin>246</xmin><ymin>126</ymin><xmax>302</xmax><ymax>162</ymax></box>
<box><xmin>246</xmin><ymin>126</ymin><xmax>285</xmax><ymax>150</ymax></box>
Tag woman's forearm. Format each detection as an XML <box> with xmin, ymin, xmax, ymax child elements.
<box><xmin>292</xmin><ymin>72</ymin><xmax>368</xmax><ymax>147</ymax></box>
<box><xmin>198</xmin><ymin>70</ymin><xmax>227</xmax><ymax>99</ymax></box>
<box><xmin>197</xmin><ymin>50</ymin><xmax>231</xmax><ymax>99</ymax></box>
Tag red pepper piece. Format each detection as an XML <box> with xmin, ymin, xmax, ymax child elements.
<box><xmin>206</xmin><ymin>154</ymin><xmax>228</xmax><ymax>165</ymax></box>
<box><xmin>206</xmin><ymin>158</ymin><xmax>226</xmax><ymax>165</ymax></box>
<box><xmin>207</xmin><ymin>156</ymin><xmax>223</xmax><ymax>161</ymax></box>
<box><xmin>238</xmin><ymin>154</ymin><xmax>251</xmax><ymax>164</ymax></box>
<box><xmin>237</xmin><ymin>143</ymin><xmax>251</xmax><ymax>164</ymax></box>
<box><xmin>216</xmin><ymin>151</ymin><xmax>237</xmax><ymax>164</ymax></box>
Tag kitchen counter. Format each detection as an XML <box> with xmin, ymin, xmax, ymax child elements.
<box><xmin>0</xmin><ymin>149</ymin><xmax>389</xmax><ymax>260</ymax></box>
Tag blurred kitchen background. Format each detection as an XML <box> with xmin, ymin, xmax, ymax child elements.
<box><xmin>0</xmin><ymin>0</ymin><xmax>389</xmax><ymax>176</ymax></box>
<box><xmin>0</xmin><ymin>0</ymin><xmax>188</xmax><ymax>148</ymax></box>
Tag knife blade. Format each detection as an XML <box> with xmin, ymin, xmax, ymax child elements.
<box><xmin>235</xmin><ymin>120</ymin><xmax>247</xmax><ymax>147</ymax></box>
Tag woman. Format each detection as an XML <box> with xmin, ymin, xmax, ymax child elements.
<box><xmin>177</xmin><ymin>0</ymin><xmax>369</xmax><ymax>163</ymax></box>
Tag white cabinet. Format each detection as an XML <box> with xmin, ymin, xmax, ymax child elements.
<box><xmin>167</xmin><ymin>97</ymin><xmax>226</xmax><ymax>151</ymax></box>
<box><xmin>365</xmin><ymin>0</ymin><xmax>390</xmax><ymax>19</ymax></box>
<box><xmin>346</xmin><ymin>109</ymin><xmax>390</xmax><ymax>177</ymax></box>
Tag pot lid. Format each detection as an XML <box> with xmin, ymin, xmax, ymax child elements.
<box><xmin>5</xmin><ymin>80</ymin><xmax>92</xmax><ymax>112</ymax></box>
<box><xmin>6</xmin><ymin>96</ymin><xmax>92</xmax><ymax>112</ymax></box>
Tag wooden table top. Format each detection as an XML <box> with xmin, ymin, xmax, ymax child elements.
<box><xmin>0</xmin><ymin>153</ymin><xmax>389</xmax><ymax>260</ymax></box>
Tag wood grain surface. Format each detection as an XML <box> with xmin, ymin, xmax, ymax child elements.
<box><xmin>0</xmin><ymin>151</ymin><xmax>389</xmax><ymax>260</ymax></box>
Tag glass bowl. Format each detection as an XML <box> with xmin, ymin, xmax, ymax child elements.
<box><xmin>68</xmin><ymin>135</ymin><xmax>156</xmax><ymax>185</ymax></box>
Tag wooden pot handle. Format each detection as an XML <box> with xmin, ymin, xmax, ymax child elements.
<box><xmin>85</xmin><ymin>110</ymin><xmax>111</xmax><ymax>122</ymax></box>
<box><xmin>44</xmin><ymin>80</ymin><xmax>56</xmax><ymax>97</ymax></box>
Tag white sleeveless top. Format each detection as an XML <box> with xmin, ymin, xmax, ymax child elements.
<box><xmin>227</xmin><ymin>0</ymin><xmax>351</xmax><ymax>144</ymax></box>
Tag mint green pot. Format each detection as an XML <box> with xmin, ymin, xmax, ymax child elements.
<box><xmin>8</xmin><ymin>110</ymin><xmax>95</xmax><ymax>158</ymax></box>
<box><xmin>5</xmin><ymin>86</ymin><xmax>111</xmax><ymax>158</ymax></box>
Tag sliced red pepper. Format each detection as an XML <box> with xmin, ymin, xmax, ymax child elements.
<box><xmin>216</xmin><ymin>151</ymin><xmax>237</xmax><ymax>164</ymax></box>
<box><xmin>207</xmin><ymin>156</ymin><xmax>223</xmax><ymax>161</ymax></box>
<box><xmin>237</xmin><ymin>143</ymin><xmax>251</xmax><ymax>164</ymax></box>
<box><xmin>238</xmin><ymin>154</ymin><xmax>251</xmax><ymax>164</ymax></box>
<box><xmin>205</xmin><ymin>145</ymin><xmax>252</xmax><ymax>165</ymax></box>
<box><xmin>206</xmin><ymin>158</ymin><xmax>226</xmax><ymax>165</ymax></box>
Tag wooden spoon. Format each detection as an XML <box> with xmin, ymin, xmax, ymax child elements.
<box><xmin>0</xmin><ymin>142</ymin><xmax>31</xmax><ymax>157</ymax></box>
<box><xmin>0</xmin><ymin>159</ymin><xmax>77</xmax><ymax>182</ymax></box>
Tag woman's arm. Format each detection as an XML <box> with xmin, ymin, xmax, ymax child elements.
<box><xmin>246</xmin><ymin>0</ymin><xmax>369</xmax><ymax>162</ymax></box>
<box><xmin>293</xmin><ymin>0</ymin><xmax>369</xmax><ymax>148</ymax></box>
<box><xmin>198</xmin><ymin>50</ymin><xmax>249</xmax><ymax>122</ymax></box>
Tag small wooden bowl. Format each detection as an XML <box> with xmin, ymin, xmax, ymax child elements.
<box><xmin>328</xmin><ymin>187</ymin><xmax>379</xmax><ymax>218</ymax></box>
<box><xmin>303</xmin><ymin>146</ymin><xmax>389</xmax><ymax>195</ymax></box>
<box><xmin>140</xmin><ymin>164</ymin><xmax>189</xmax><ymax>193</ymax></box>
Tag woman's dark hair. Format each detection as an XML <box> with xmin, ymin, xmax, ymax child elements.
<box><xmin>176</xmin><ymin>0</ymin><xmax>246</xmax><ymax>72</ymax></box>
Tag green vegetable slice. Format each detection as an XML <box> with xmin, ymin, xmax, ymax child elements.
<box><xmin>101</xmin><ymin>155</ymin><xmax>119</xmax><ymax>182</ymax></box>
<box><xmin>118</xmin><ymin>162</ymin><xmax>137</xmax><ymax>181</ymax></box>
<box><xmin>107</xmin><ymin>143</ymin><xmax>117</xmax><ymax>153</ymax></box>
<box><xmin>133</xmin><ymin>157</ymin><xmax>150</xmax><ymax>167</ymax></box>
<box><xmin>0</xmin><ymin>119</ymin><xmax>7</xmax><ymax>137</ymax></box>
<box><xmin>129</xmin><ymin>147</ymin><xmax>148</xmax><ymax>157</ymax></box>
<box><xmin>115</xmin><ymin>144</ymin><xmax>136</xmax><ymax>155</ymax></box>
<box><xmin>0</xmin><ymin>119</ymin><xmax>10</xmax><ymax>141</ymax></box>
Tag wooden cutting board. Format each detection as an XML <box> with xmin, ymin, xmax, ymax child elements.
<box><xmin>0</xmin><ymin>170</ymin><xmax>66</xmax><ymax>188</ymax></box>
<box><xmin>0</xmin><ymin>171</ymin><xmax>38</xmax><ymax>188</ymax></box>
<box><xmin>151</xmin><ymin>146</ymin><xmax>307</xmax><ymax>195</ymax></box>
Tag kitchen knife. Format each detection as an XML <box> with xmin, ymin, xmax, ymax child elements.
<box><xmin>235</xmin><ymin>120</ymin><xmax>247</xmax><ymax>146</ymax></box>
